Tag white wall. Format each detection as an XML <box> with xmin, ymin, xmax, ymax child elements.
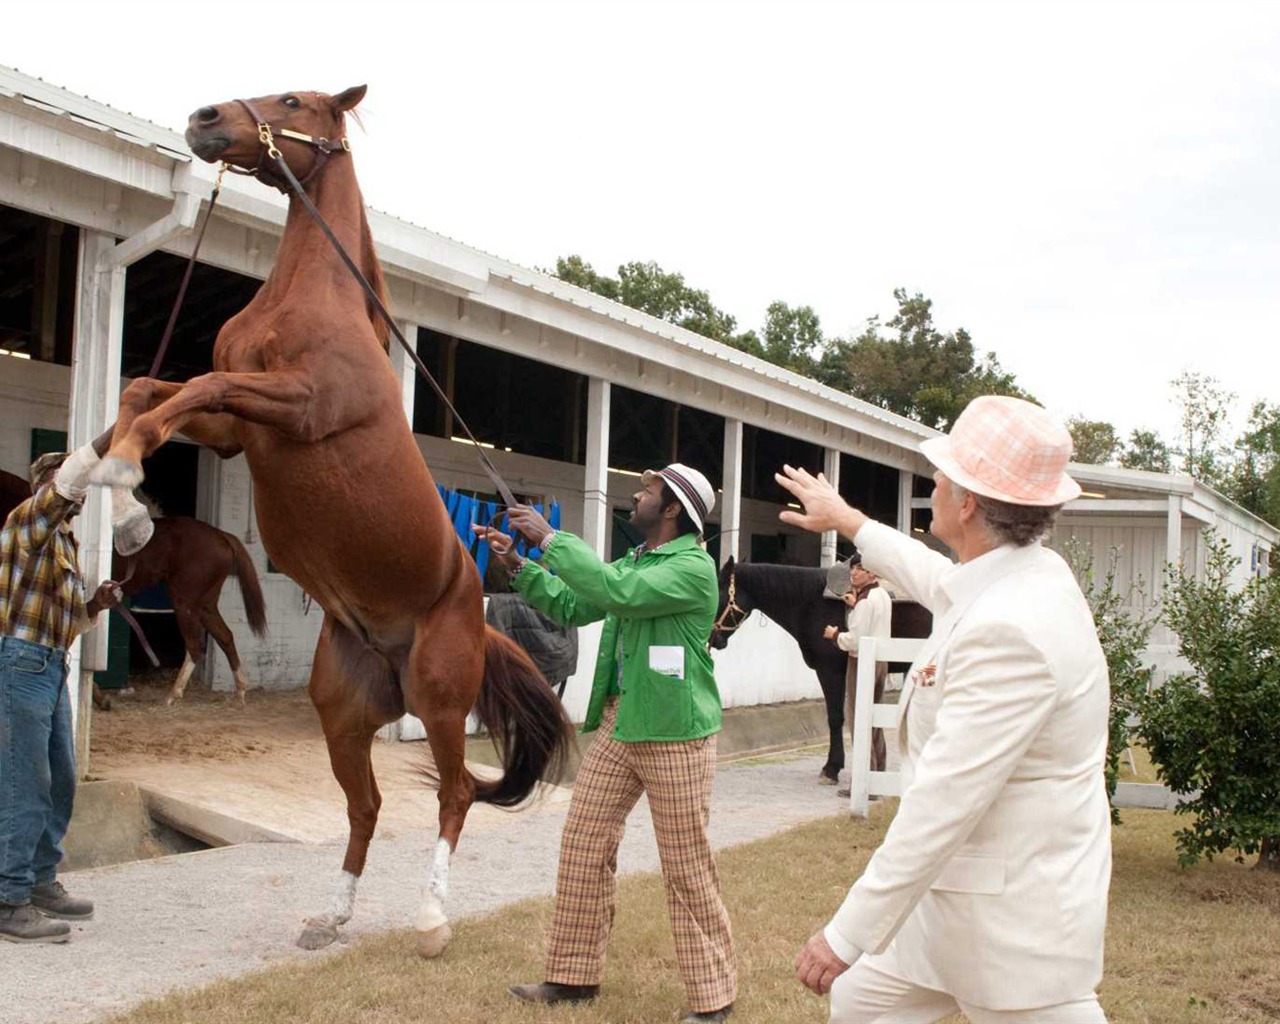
<box><xmin>205</xmin><ymin>453</ymin><xmax>323</xmax><ymax>690</ymax></box>
<box><xmin>0</xmin><ymin>357</ymin><xmax>70</xmax><ymax>476</ymax></box>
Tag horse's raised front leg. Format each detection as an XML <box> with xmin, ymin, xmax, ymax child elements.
<box><xmin>111</xmin><ymin>378</ymin><xmax>243</xmax><ymax>466</ymax></box>
<box><xmin>92</xmin><ymin>370</ymin><xmax>314</xmax><ymax>488</ymax></box>
<box><xmin>299</xmin><ymin>617</ymin><xmax>403</xmax><ymax>951</ymax></box>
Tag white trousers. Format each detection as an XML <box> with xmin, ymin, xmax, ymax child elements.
<box><xmin>830</xmin><ymin>947</ymin><xmax>1107</xmax><ymax>1024</ymax></box>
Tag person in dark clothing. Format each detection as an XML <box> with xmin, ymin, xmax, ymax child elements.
<box><xmin>483</xmin><ymin>558</ymin><xmax>579</xmax><ymax>698</ymax></box>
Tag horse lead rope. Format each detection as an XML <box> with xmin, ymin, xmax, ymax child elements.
<box><xmin>237</xmin><ymin>100</ymin><xmax>518</xmax><ymax>509</ymax></box>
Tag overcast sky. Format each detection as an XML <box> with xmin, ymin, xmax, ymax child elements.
<box><xmin>8</xmin><ymin>0</ymin><xmax>1278</xmax><ymax>443</ymax></box>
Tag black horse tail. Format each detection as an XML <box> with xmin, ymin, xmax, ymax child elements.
<box><xmin>224</xmin><ymin>531</ymin><xmax>268</xmax><ymax>637</ymax></box>
<box><xmin>470</xmin><ymin>625</ymin><xmax>575</xmax><ymax>807</ymax></box>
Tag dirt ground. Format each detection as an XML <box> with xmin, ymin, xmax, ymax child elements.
<box><xmin>89</xmin><ymin>674</ymin><xmax>320</xmax><ymax>771</ymax></box>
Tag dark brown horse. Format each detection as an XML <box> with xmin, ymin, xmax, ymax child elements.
<box><xmin>91</xmin><ymin>86</ymin><xmax>572</xmax><ymax>957</ymax></box>
<box><xmin>115</xmin><ymin>516</ymin><xmax>267</xmax><ymax>706</ymax></box>
<box><xmin>0</xmin><ymin>470</ymin><xmax>29</xmax><ymax>520</ymax></box>
<box><xmin>710</xmin><ymin>557</ymin><xmax>932</xmax><ymax>782</ymax></box>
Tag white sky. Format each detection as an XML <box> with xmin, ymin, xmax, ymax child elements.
<box><xmin>8</xmin><ymin>0</ymin><xmax>1279</xmax><ymax>442</ymax></box>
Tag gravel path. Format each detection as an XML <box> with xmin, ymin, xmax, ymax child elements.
<box><xmin>0</xmin><ymin>753</ymin><xmax>850</xmax><ymax>1024</ymax></box>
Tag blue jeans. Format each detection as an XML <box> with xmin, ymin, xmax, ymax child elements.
<box><xmin>0</xmin><ymin>636</ymin><xmax>75</xmax><ymax>905</ymax></box>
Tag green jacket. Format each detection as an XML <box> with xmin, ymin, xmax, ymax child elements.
<box><xmin>512</xmin><ymin>530</ymin><xmax>723</xmax><ymax>742</ymax></box>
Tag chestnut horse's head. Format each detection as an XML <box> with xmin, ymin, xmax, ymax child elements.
<box><xmin>184</xmin><ymin>86</ymin><xmax>366</xmax><ymax>180</ymax></box>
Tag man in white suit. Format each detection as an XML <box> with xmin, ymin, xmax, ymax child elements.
<box><xmin>780</xmin><ymin>395</ymin><xmax>1111</xmax><ymax>1024</ymax></box>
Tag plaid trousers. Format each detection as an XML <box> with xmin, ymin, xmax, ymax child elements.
<box><xmin>545</xmin><ymin>700</ymin><xmax>737</xmax><ymax>1012</ymax></box>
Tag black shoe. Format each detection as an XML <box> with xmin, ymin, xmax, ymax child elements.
<box><xmin>30</xmin><ymin>881</ymin><xmax>94</xmax><ymax>920</ymax></box>
<box><xmin>508</xmin><ymin>982</ymin><xmax>600</xmax><ymax>1004</ymax></box>
<box><xmin>682</xmin><ymin>1004</ymin><xmax>733</xmax><ymax>1023</ymax></box>
<box><xmin>0</xmin><ymin>902</ymin><xmax>71</xmax><ymax>943</ymax></box>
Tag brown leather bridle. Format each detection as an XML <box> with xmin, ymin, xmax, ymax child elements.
<box><xmin>711</xmin><ymin>569</ymin><xmax>750</xmax><ymax>638</ymax></box>
<box><xmin>229</xmin><ymin>97</ymin><xmax>351</xmax><ymax>193</ymax></box>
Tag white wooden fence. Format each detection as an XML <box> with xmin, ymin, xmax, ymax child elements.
<box><xmin>845</xmin><ymin>635</ymin><xmax>1184</xmax><ymax>815</ymax></box>
<box><xmin>847</xmin><ymin>636</ymin><xmax>924</xmax><ymax>817</ymax></box>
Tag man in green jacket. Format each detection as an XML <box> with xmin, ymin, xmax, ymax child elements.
<box><xmin>474</xmin><ymin>463</ymin><xmax>736</xmax><ymax>1024</ymax></box>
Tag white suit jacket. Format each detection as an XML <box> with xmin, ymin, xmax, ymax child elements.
<box><xmin>825</xmin><ymin>521</ymin><xmax>1111</xmax><ymax>1010</ymax></box>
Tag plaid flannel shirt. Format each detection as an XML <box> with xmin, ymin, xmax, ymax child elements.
<box><xmin>0</xmin><ymin>482</ymin><xmax>90</xmax><ymax>652</ymax></box>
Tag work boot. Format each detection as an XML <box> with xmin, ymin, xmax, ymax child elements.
<box><xmin>30</xmin><ymin>881</ymin><xmax>94</xmax><ymax>920</ymax></box>
<box><xmin>508</xmin><ymin>982</ymin><xmax>600</xmax><ymax>1004</ymax></box>
<box><xmin>0</xmin><ymin>902</ymin><xmax>71</xmax><ymax>943</ymax></box>
<box><xmin>682</xmin><ymin>1004</ymin><xmax>733</xmax><ymax>1023</ymax></box>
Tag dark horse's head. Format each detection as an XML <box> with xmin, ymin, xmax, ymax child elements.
<box><xmin>710</xmin><ymin>556</ymin><xmax>757</xmax><ymax>650</ymax></box>
<box><xmin>184</xmin><ymin>85</ymin><xmax>367</xmax><ymax>180</ymax></box>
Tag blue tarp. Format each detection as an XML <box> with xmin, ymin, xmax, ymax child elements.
<box><xmin>436</xmin><ymin>486</ymin><xmax>559</xmax><ymax>574</ymax></box>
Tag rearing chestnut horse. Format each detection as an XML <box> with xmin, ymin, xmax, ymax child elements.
<box><xmin>91</xmin><ymin>86</ymin><xmax>573</xmax><ymax>957</ymax></box>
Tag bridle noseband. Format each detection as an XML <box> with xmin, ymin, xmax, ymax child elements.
<box><xmin>229</xmin><ymin>98</ymin><xmax>351</xmax><ymax>193</ymax></box>
<box><xmin>711</xmin><ymin>570</ymin><xmax>750</xmax><ymax>639</ymax></box>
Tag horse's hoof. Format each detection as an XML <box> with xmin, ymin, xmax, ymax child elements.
<box><xmin>818</xmin><ymin>774</ymin><xmax>839</xmax><ymax>786</ymax></box>
<box><xmin>416</xmin><ymin>922</ymin><xmax>452</xmax><ymax>959</ymax></box>
<box><xmin>297</xmin><ymin>919</ymin><xmax>340</xmax><ymax>950</ymax></box>
<box><xmin>90</xmin><ymin>455</ymin><xmax>144</xmax><ymax>489</ymax></box>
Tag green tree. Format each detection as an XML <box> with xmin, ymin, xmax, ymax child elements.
<box><xmin>1120</xmin><ymin>429</ymin><xmax>1173</xmax><ymax>473</ymax></box>
<box><xmin>553</xmin><ymin>255</ymin><xmax>764</xmax><ymax>358</ymax></box>
<box><xmin>1062</xmin><ymin>541</ymin><xmax>1156</xmax><ymax>824</ymax></box>
<box><xmin>761</xmin><ymin>301</ymin><xmax>823</xmax><ymax>376</ymax></box>
<box><xmin>1138</xmin><ymin>535</ymin><xmax>1280</xmax><ymax>869</ymax></box>
<box><xmin>1225</xmin><ymin>401</ymin><xmax>1280</xmax><ymax>528</ymax></box>
<box><xmin>1171</xmin><ymin>371</ymin><xmax>1235</xmax><ymax>486</ymax></box>
<box><xmin>816</xmin><ymin>288</ymin><xmax>1031</xmax><ymax>430</ymax></box>
<box><xmin>1067</xmin><ymin>417</ymin><xmax>1122</xmax><ymax>465</ymax></box>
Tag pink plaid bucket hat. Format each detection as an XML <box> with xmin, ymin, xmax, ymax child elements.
<box><xmin>920</xmin><ymin>396</ymin><xmax>1082</xmax><ymax>507</ymax></box>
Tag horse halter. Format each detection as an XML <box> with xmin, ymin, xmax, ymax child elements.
<box><xmin>231</xmin><ymin>98</ymin><xmax>351</xmax><ymax>192</ymax></box>
<box><xmin>711</xmin><ymin>570</ymin><xmax>749</xmax><ymax>637</ymax></box>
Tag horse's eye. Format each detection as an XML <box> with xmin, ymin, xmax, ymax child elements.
<box><xmin>282</xmin><ymin>96</ymin><xmax>301</xmax><ymax>110</ymax></box>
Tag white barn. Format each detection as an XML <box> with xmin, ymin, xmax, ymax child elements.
<box><xmin>1</xmin><ymin>65</ymin><xmax>1275</xmax><ymax>756</ymax></box>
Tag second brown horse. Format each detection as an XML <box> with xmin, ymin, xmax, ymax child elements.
<box><xmin>92</xmin><ymin>86</ymin><xmax>573</xmax><ymax>956</ymax></box>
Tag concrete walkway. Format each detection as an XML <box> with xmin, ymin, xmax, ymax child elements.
<box><xmin>0</xmin><ymin>753</ymin><xmax>851</xmax><ymax>1024</ymax></box>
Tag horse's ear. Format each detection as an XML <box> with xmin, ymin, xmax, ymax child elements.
<box><xmin>331</xmin><ymin>85</ymin><xmax>367</xmax><ymax>113</ymax></box>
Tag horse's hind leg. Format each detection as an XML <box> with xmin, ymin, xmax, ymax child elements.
<box><xmin>298</xmin><ymin>617</ymin><xmax>402</xmax><ymax>950</ymax></box>
<box><xmin>201</xmin><ymin>605</ymin><xmax>250</xmax><ymax>706</ymax></box>
<box><xmin>166</xmin><ymin>608</ymin><xmax>205</xmax><ymax>705</ymax></box>
<box><xmin>403</xmin><ymin>587</ymin><xmax>485</xmax><ymax>959</ymax></box>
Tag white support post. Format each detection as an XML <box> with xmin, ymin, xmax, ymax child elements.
<box><xmin>720</xmin><ymin>418</ymin><xmax>744</xmax><ymax>565</ymax></box>
<box><xmin>582</xmin><ymin>378</ymin><xmax>611</xmax><ymax>557</ymax></box>
<box><xmin>820</xmin><ymin>447</ymin><xmax>841</xmax><ymax>566</ymax></box>
<box><xmin>67</xmin><ymin>231</ymin><xmax>127</xmax><ymax>776</ymax></box>
<box><xmin>390</xmin><ymin>319</ymin><xmax>419</xmax><ymax>426</ymax></box>
<box><xmin>898</xmin><ymin>469</ymin><xmax>914</xmax><ymax>535</ymax></box>
<box><xmin>1166</xmin><ymin>494</ymin><xmax>1182</xmax><ymax>568</ymax></box>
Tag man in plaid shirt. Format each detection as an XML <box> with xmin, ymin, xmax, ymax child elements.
<box><xmin>0</xmin><ymin>438</ymin><xmax>152</xmax><ymax>943</ymax></box>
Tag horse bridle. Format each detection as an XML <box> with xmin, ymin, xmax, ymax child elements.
<box><xmin>229</xmin><ymin>98</ymin><xmax>352</xmax><ymax>192</ymax></box>
<box><xmin>711</xmin><ymin>569</ymin><xmax>750</xmax><ymax>638</ymax></box>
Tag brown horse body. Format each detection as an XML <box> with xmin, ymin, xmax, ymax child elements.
<box><xmin>93</xmin><ymin>87</ymin><xmax>571</xmax><ymax>955</ymax></box>
<box><xmin>115</xmin><ymin>516</ymin><xmax>267</xmax><ymax>705</ymax></box>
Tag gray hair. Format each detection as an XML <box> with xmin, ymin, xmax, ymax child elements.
<box><xmin>954</xmin><ymin>485</ymin><xmax>1061</xmax><ymax>547</ymax></box>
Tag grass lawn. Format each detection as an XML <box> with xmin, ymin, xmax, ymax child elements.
<box><xmin>108</xmin><ymin>805</ymin><xmax>1280</xmax><ymax>1024</ymax></box>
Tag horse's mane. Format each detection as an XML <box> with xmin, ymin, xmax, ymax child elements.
<box><xmin>342</xmin><ymin>109</ymin><xmax>391</xmax><ymax>352</ymax></box>
<box><xmin>736</xmin><ymin>562</ymin><xmax>825</xmax><ymax>604</ymax></box>
<box><xmin>356</xmin><ymin>200</ymin><xmax>391</xmax><ymax>352</ymax></box>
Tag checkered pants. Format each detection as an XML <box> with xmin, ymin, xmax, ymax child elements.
<box><xmin>545</xmin><ymin>700</ymin><xmax>737</xmax><ymax>1013</ymax></box>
